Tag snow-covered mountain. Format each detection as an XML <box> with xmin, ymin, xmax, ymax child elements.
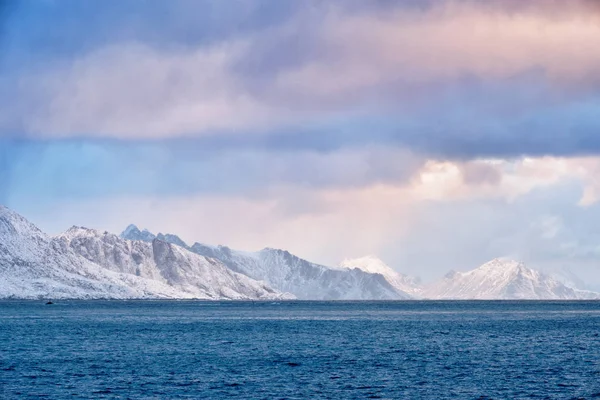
<box><xmin>4</xmin><ymin>204</ymin><xmax>599</xmax><ymax>301</ymax></box>
<box><xmin>57</xmin><ymin>227</ymin><xmax>290</xmax><ymax>300</ymax></box>
<box><xmin>0</xmin><ymin>205</ymin><xmax>289</xmax><ymax>300</ymax></box>
<box><xmin>121</xmin><ymin>226</ymin><xmax>413</xmax><ymax>300</ymax></box>
<box><xmin>339</xmin><ymin>256</ymin><xmax>422</xmax><ymax>296</ymax></box>
<box><xmin>423</xmin><ymin>258</ymin><xmax>600</xmax><ymax>300</ymax></box>
<box><xmin>0</xmin><ymin>206</ymin><xmax>188</xmax><ymax>299</ymax></box>
<box><xmin>121</xmin><ymin>224</ymin><xmax>156</xmax><ymax>242</ymax></box>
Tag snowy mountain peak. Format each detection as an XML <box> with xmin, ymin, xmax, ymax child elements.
<box><xmin>340</xmin><ymin>256</ymin><xmax>422</xmax><ymax>296</ymax></box>
<box><xmin>340</xmin><ymin>255</ymin><xmax>395</xmax><ymax>275</ymax></box>
<box><xmin>57</xmin><ymin>226</ymin><xmax>120</xmax><ymax>243</ymax></box>
<box><xmin>478</xmin><ymin>258</ymin><xmax>524</xmax><ymax>270</ymax></box>
<box><xmin>120</xmin><ymin>225</ymin><xmax>156</xmax><ymax>242</ymax></box>
<box><xmin>62</xmin><ymin>225</ymin><xmax>99</xmax><ymax>237</ymax></box>
<box><xmin>474</xmin><ymin>258</ymin><xmax>536</xmax><ymax>280</ymax></box>
<box><xmin>122</xmin><ymin>224</ymin><xmax>140</xmax><ymax>237</ymax></box>
<box><xmin>0</xmin><ymin>205</ymin><xmax>45</xmax><ymax>238</ymax></box>
<box><xmin>423</xmin><ymin>258</ymin><xmax>599</xmax><ymax>300</ymax></box>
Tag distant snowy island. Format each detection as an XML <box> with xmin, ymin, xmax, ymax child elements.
<box><xmin>1</xmin><ymin>205</ymin><xmax>598</xmax><ymax>300</ymax></box>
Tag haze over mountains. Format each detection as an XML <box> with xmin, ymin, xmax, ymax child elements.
<box><xmin>1</xmin><ymin>205</ymin><xmax>598</xmax><ymax>300</ymax></box>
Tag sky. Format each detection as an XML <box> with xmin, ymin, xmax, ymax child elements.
<box><xmin>1</xmin><ymin>0</ymin><xmax>600</xmax><ymax>285</ymax></box>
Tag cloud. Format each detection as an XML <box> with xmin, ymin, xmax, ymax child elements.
<box><xmin>460</xmin><ymin>161</ymin><xmax>502</xmax><ymax>186</ymax></box>
<box><xmin>6</xmin><ymin>135</ymin><xmax>600</xmax><ymax>212</ymax></box>
<box><xmin>384</xmin><ymin>180</ymin><xmax>600</xmax><ymax>280</ymax></box>
<box><xmin>1</xmin><ymin>0</ymin><xmax>600</xmax><ymax>162</ymax></box>
<box><xmin>14</xmin><ymin>42</ymin><xmax>280</xmax><ymax>137</ymax></box>
<box><xmin>0</xmin><ymin>139</ymin><xmax>426</xmax><ymax>204</ymax></box>
<box><xmin>276</xmin><ymin>1</ymin><xmax>600</xmax><ymax>94</ymax></box>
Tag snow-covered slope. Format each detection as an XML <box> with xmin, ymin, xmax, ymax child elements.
<box><xmin>423</xmin><ymin>258</ymin><xmax>600</xmax><ymax>300</ymax></box>
<box><xmin>0</xmin><ymin>205</ymin><xmax>289</xmax><ymax>300</ymax></box>
<box><xmin>5</xmin><ymin>206</ymin><xmax>599</xmax><ymax>300</ymax></box>
<box><xmin>340</xmin><ymin>256</ymin><xmax>422</xmax><ymax>296</ymax></box>
<box><xmin>0</xmin><ymin>206</ymin><xmax>189</xmax><ymax>299</ymax></box>
<box><xmin>121</xmin><ymin>226</ymin><xmax>413</xmax><ymax>300</ymax></box>
<box><xmin>546</xmin><ymin>266</ymin><xmax>588</xmax><ymax>292</ymax></box>
<box><xmin>56</xmin><ymin>227</ymin><xmax>292</xmax><ymax>300</ymax></box>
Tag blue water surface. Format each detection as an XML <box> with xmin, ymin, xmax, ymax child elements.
<box><xmin>1</xmin><ymin>300</ymin><xmax>599</xmax><ymax>399</ymax></box>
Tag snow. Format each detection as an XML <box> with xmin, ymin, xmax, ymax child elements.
<box><xmin>0</xmin><ymin>208</ymin><xmax>186</xmax><ymax>299</ymax></box>
<box><xmin>0</xmin><ymin>206</ymin><xmax>291</xmax><ymax>300</ymax></box>
<box><xmin>3</xmin><ymin>204</ymin><xmax>599</xmax><ymax>301</ymax></box>
<box><xmin>116</xmin><ymin>224</ymin><xmax>600</xmax><ymax>300</ymax></box>
<box><xmin>57</xmin><ymin>227</ymin><xmax>294</xmax><ymax>300</ymax></box>
<box><xmin>422</xmin><ymin>258</ymin><xmax>600</xmax><ymax>300</ymax></box>
<box><xmin>120</xmin><ymin>224</ymin><xmax>156</xmax><ymax>242</ymax></box>
<box><xmin>339</xmin><ymin>256</ymin><xmax>422</xmax><ymax>296</ymax></box>
<box><xmin>251</xmin><ymin>248</ymin><xmax>412</xmax><ymax>300</ymax></box>
<box><xmin>121</xmin><ymin>224</ymin><xmax>140</xmax><ymax>239</ymax></box>
<box><xmin>121</xmin><ymin>226</ymin><xmax>414</xmax><ymax>300</ymax></box>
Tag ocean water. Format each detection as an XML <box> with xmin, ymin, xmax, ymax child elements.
<box><xmin>1</xmin><ymin>301</ymin><xmax>599</xmax><ymax>399</ymax></box>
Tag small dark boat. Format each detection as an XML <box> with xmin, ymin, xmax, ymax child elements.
<box><xmin>45</xmin><ymin>301</ymin><xmax>54</xmax><ymax>305</ymax></box>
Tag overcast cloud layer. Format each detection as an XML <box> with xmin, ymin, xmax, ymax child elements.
<box><xmin>1</xmin><ymin>0</ymin><xmax>600</xmax><ymax>286</ymax></box>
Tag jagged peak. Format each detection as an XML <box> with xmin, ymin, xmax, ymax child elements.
<box><xmin>156</xmin><ymin>233</ymin><xmax>188</xmax><ymax>248</ymax></box>
<box><xmin>121</xmin><ymin>224</ymin><xmax>140</xmax><ymax>235</ymax></box>
<box><xmin>0</xmin><ymin>204</ymin><xmax>24</xmax><ymax>220</ymax></box>
<box><xmin>65</xmin><ymin>225</ymin><xmax>95</xmax><ymax>233</ymax></box>
<box><xmin>262</xmin><ymin>247</ymin><xmax>290</xmax><ymax>254</ymax></box>
<box><xmin>120</xmin><ymin>224</ymin><xmax>156</xmax><ymax>242</ymax></box>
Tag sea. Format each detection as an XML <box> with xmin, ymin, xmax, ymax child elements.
<box><xmin>1</xmin><ymin>300</ymin><xmax>599</xmax><ymax>399</ymax></box>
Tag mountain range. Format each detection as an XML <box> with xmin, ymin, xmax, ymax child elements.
<box><xmin>0</xmin><ymin>206</ymin><xmax>288</xmax><ymax>300</ymax></box>
<box><xmin>121</xmin><ymin>225</ymin><xmax>411</xmax><ymax>300</ymax></box>
<box><xmin>1</xmin><ymin>205</ymin><xmax>598</xmax><ymax>300</ymax></box>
